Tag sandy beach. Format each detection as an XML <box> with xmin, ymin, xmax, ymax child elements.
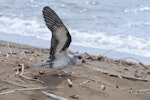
<box><xmin>0</xmin><ymin>40</ymin><xmax>150</xmax><ymax>100</ymax></box>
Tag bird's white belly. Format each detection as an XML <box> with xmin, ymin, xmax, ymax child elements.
<box><xmin>52</xmin><ymin>56</ymin><xmax>70</xmax><ymax>69</ymax></box>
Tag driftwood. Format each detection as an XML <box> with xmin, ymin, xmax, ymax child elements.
<box><xmin>0</xmin><ymin>87</ymin><xmax>47</xmax><ymax>95</ymax></box>
<box><xmin>42</xmin><ymin>91</ymin><xmax>67</xmax><ymax>100</ymax></box>
<box><xmin>87</xmin><ymin>67</ymin><xmax>148</xmax><ymax>82</ymax></box>
<box><xmin>137</xmin><ymin>89</ymin><xmax>150</xmax><ymax>93</ymax></box>
<box><xmin>120</xmin><ymin>57</ymin><xmax>148</xmax><ymax>69</ymax></box>
<box><xmin>99</xmin><ymin>69</ymin><xmax>148</xmax><ymax>82</ymax></box>
<box><xmin>1</xmin><ymin>79</ymin><xmax>32</xmax><ymax>88</ymax></box>
<box><xmin>106</xmin><ymin>73</ymin><xmax>148</xmax><ymax>82</ymax></box>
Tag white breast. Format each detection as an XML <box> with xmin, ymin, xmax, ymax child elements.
<box><xmin>52</xmin><ymin>55</ymin><xmax>70</xmax><ymax>69</ymax></box>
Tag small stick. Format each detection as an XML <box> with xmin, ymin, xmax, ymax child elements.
<box><xmin>67</xmin><ymin>79</ymin><xmax>73</xmax><ymax>88</ymax></box>
<box><xmin>0</xmin><ymin>90</ymin><xmax>16</xmax><ymax>95</ymax></box>
<box><xmin>118</xmin><ymin>74</ymin><xmax>123</xmax><ymax>79</ymax></box>
<box><xmin>15</xmin><ymin>63</ymin><xmax>45</xmax><ymax>84</ymax></box>
<box><xmin>17</xmin><ymin>87</ymin><xmax>47</xmax><ymax>91</ymax></box>
<box><xmin>0</xmin><ymin>87</ymin><xmax>47</xmax><ymax>95</ymax></box>
<box><xmin>82</xmin><ymin>75</ymin><xmax>102</xmax><ymax>84</ymax></box>
<box><xmin>137</xmin><ymin>89</ymin><xmax>150</xmax><ymax>93</ymax></box>
<box><xmin>20</xmin><ymin>75</ymin><xmax>45</xmax><ymax>84</ymax></box>
<box><xmin>69</xmin><ymin>95</ymin><xmax>79</xmax><ymax>99</ymax></box>
<box><xmin>110</xmin><ymin>73</ymin><xmax>148</xmax><ymax>82</ymax></box>
<box><xmin>79</xmin><ymin>80</ymin><xmax>90</xmax><ymax>86</ymax></box>
<box><xmin>1</xmin><ymin>79</ymin><xmax>32</xmax><ymax>88</ymax></box>
<box><xmin>20</xmin><ymin>75</ymin><xmax>32</xmax><ymax>80</ymax></box>
<box><xmin>101</xmin><ymin>71</ymin><xmax>148</xmax><ymax>82</ymax></box>
<box><xmin>7</xmin><ymin>41</ymin><xmax>12</xmax><ymax>56</ymax></box>
<box><xmin>42</xmin><ymin>91</ymin><xmax>67</xmax><ymax>100</ymax></box>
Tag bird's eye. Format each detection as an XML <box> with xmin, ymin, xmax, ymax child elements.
<box><xmin>78</xmin><ymin>56</ymin><xmax>82</xmax><ymax>59</ymax></box>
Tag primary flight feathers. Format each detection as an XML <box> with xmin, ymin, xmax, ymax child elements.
<box><xmin>43</xmin><ymin>6</ymin><xmax>65</xmax><ymax>32</ymax></box>
<box><xmin>43</xmin><ymin>6</ymin><xmax>72</xmax><ymax>65</ymax></box>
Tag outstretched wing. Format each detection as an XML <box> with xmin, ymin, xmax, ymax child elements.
<box><xmin>43</xmin><ymin>6</ymin><xmax>71</xmax><ymax>63</ymax></box>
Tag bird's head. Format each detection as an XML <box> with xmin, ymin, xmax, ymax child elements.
<box><xmin>68</xmin><ymin>54</ymin><xmax>84</xmax><ymax>66</ymax></box>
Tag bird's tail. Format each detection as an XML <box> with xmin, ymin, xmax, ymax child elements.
<box><xmin>32</xmin><ymin>60</ymin><xmax>51</xmax><ymax>67</ymax></box>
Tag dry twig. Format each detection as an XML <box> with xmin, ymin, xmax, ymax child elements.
<box><xmin>69</xmin><ymin>95</ymin><xmax>79</xmax><ymax>99</ymax></box>
<box><xmin>86</xmin><ymin>66</ymin><xmax>148</xmax><ymax>82</ymax></box>
<box><xmin>101</xmin><ymin>71</ymin><xmax>148</xmax><ymax>82</ymax></box>
<box><xmin>0</xmin><ymin>87</ymin><xmax>47</xmax><ymax>95</ymax></box>
<box><xmin>13</xmin><ymin>63</ymin><xmax>45</xmax><ymax>84</ymax></box>
<box><xmin>79</xmin><ymin>80</ymin><xmax>90</xmax><ymax>86</ymax></box>
<box><xmin>7</xmin><ymin>41</ymin><xmax>12</xmax><ymax>56</ymax></box>
<box><xmin>42</xmin><ymin>91</ymin><xmax>67</xmax><ymax>100</ymax></box>
<box><xmin>120</xmin><ymin>57</ymin><xmax>148</xmax><ymax>69</ymax></box>
<box><xmin>82</xmin><ymin>75</ymin><xmax>102</xmax><ymax>84</ymax></box>
<box><xmin>137</xmin><ymin>89</ymin><xmax>150</xmax><ymax>93</ymax></box>
<box><xmin>1</xmin><ymin>79</ymin><xmax>32</xmax><ymax>88</ymax></box>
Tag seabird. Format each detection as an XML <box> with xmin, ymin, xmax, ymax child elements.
<box><xmin>33</xmin><ymin>6</ymin><xmax>83</xmax><ymax>71</ymax></box>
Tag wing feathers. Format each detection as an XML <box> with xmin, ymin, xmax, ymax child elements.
<box><xmin>42</xmin><ymin>6</ymin><xmax>72</xmax><ymax>64</ymax></box>
<box><xmin>43</xmin><ymin>6</ymin><xmax>64</xmax><ymax>32</ymax></box>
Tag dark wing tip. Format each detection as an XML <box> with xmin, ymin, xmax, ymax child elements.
<box><xmin>42</xmin><ymin>6</ymin><xmax>64</xmax><ymax>31</ymax></box>
<box><xmin>43</xmin><ymin>6</ymin><xmax>50</xmax><ymax>11</ymax></box>
<box><xmin>42</xmin><ymin>6</ymin><xmax>54</xmax><ymax>14</ymax></box>
<box><xmin>42</xmin><ymin>6</ymin><xmax>72</xmax><ymax>59</ymax></box>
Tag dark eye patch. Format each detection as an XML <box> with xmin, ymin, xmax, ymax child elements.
<box><xmin>78</xmin><ymin>56</ymin><xmax>82</xmax><ymax>59</ymax></box>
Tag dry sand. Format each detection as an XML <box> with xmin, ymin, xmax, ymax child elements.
<box><xmin>0</xmin><ymin>40</ymin><xmax>150</xmax><ymax>100</ymax></box>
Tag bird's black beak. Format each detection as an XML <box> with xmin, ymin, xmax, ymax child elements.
<box><xmin>82</xmin><ymin>60</ymin><xmax>86</xmax><ymax>64</ymax></box>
